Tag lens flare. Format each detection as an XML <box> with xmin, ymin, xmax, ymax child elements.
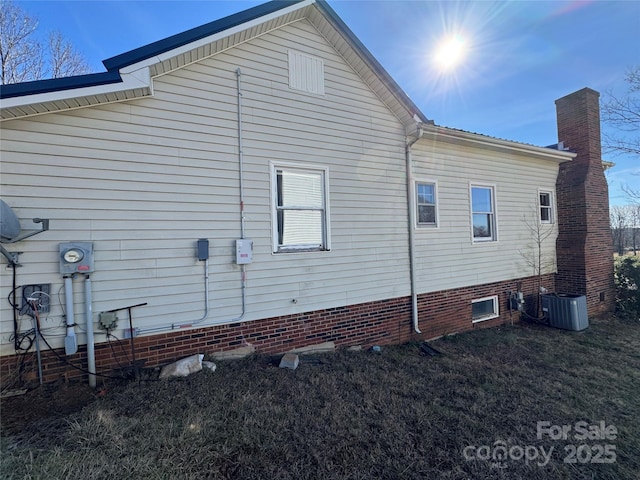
<box><xmin>434</xmin><ymin>35</ymin><xmax>467</xmax><ymax>71</ymax></box>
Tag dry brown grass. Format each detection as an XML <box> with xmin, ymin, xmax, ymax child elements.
<box><xmin>2</xmin><ymin>315</ymin><xmax>639</xmax><ymax>479</ymax></box>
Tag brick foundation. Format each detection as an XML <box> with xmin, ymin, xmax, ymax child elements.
<box><xmin>1</xmin><ymin>273</ymin><xmax>553</xmax><ymax>387</ymax></box>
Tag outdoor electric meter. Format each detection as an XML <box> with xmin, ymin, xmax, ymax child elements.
<box><xmin>63</xmin><ymin>248</ymin><xmax>84</xmax><ymax>263</ymax></box>
<box><xmin>59</xmin><ymin>242</ymin><xmax>94</xmax><ymax>274</ymax></box>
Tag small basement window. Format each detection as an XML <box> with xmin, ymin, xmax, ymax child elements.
<box><xmin>471</xmin><ymin>295</ymin><xmax>499</xmax><ymax>323</ymax></box>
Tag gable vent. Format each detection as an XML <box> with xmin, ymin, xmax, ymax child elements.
<box><xmin>288</xmin><ymin>50</ymin><xmax>325</xmax><ymax>95</ymax></box>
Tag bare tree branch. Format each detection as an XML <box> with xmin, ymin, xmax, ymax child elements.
<box><xmin>0</xmin><ymin>0</ymin><xmax>42</xmax><ymax>84</ymax></box>
<box><xmin>0</xmin><ymin>0</ymin><xmax>90</xmax><ymax>84</ymax></box>
<box><xmin>47</xmin><ymin>31</ymin><xmax>90</xmax><ymax>78</ymax></box>
<box><xmin>601</xmin><ymin>66</ymin><xmax>640</xmax><ymax>158</ymax></box>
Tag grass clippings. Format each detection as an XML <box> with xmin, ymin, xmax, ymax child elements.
<box><xmin>1</xmin><ymin>316</ymin><xmax>639</xmax><ymax>479</ymax></box>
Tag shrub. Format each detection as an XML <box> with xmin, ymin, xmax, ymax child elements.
<box><xmin>614</xmin><ymin>255</ymin><xmax>640</xmax><ymax>319</ymax></box>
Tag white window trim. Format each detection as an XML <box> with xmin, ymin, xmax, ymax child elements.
<box><xmin>538</xmin><ymin>189</ymin><xmax>555</xmax><ymax>224</ymax></box>
<box><xmin>469</xmin><ymin>183</ymin><xmax>498</xmax><ymax>243</ymax></box>
<box><xmin>471</xmin><ymin>295</ymin><xmax>500</xmax><ymax>323</ymax></box>
<box><xmin>270</xmin><ymin>161</ymin><xmax>331</xmax><ymax>254</ymax></box>
<box><xmin>415</xmin><ymin>179</ymin><xmax>439</xmax><ymax>229</ymax></box>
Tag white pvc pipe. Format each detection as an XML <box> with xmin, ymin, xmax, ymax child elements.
<box><xmin>64</xmin><ymin>276</ymin><xmax>78</xmax><ymax>355</ymax></box>
<box><xmin>85</xmin><ymin>276</ymin><xmax>96</xmax><ymax>388</ymax></box>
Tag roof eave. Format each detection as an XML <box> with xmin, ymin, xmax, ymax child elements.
<box><xmin>104</xmin><ymin>0</ymin><xmax>310</xmax><ymax>71</ymax></box>
<box><xmin>421</xmin><ymin>124</ymin><xmax>576</xmax><ymax>163</ymax></box>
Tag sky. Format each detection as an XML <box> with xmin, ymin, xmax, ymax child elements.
<box><xmin>13</xmin><ymin>0</ymin><xmax>640</xmax><ymax>206</ymax></box>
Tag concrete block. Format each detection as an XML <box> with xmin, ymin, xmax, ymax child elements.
<box><xmin>159</xmin><ymin>354</ymin><xmax>204</xmax><ymax>379</ymax></box>
<box><xmin>202</xmin><ymin>361</ymin><xmax>217</xmax><ymax>372</ymax></box>
<box><xmin>290</xmin><ymin>341</ymin><xmax>335</xmax><ymax>355</ymax></box>
<box><xmin>279</xmin><ymin>353</ymin><xmax>299</xmax><ymax>370</ymax></box>
<box><xmin>211</xmin><ymin>345</ymin><xmax>255</xmax><ymax>361</ymax></box>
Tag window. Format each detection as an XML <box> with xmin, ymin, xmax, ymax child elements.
<box><xmin>416</xmin><ymin>182</ymin><xmax>437</xmax><ymax>226</ymax></box>
<box><xmin>539</xmin><ymin>191</ymin><xmax>553</xmax><ymax>224</ymax></box>
<box><xmin>272</xmin><ymin>164</ymin><xmax>329</xmax><ymax>253</ymax></box>
<box><xmin>288</xmin><ymin>50</ymin><xmax>325</xmax><ymax>95</ymax></box>
<box><xmin>471</xmin><ymin>185</ymin><xmax>496</xmax><ymax>242</ymax></box>
<box><xmin>472</xmin><ymin>295</ymin><xmax>499</xmax><ymax>323</ymax></box>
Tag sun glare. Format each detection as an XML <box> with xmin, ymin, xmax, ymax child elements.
<box><xmin>434</xmin><ymin>36</ymin><xmax>467</xmax><ymax>71</ymax></box>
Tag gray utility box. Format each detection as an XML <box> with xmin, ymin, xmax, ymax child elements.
<box><xmin>542</xmin><ymin>294</ymin><xmax>589</xmax><ymax>331</ymax></box>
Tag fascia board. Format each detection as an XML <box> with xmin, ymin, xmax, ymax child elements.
<box><xmin>119</xmin><ymin>0</ymin><xmax>315</xmax><ymax>75</ymax></box>
<box><xmin>0</xmin><ymin>68</ymin><xmax>151</xmax><ymax>110</ymax></box>
<box><xmin>421</xmin><ymin>125</ymin><xmax>576</xmax><ymax>163</ymax></box>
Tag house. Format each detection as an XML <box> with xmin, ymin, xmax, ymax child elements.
<box><xmin>0</xmin><ymin>0</ymin><xmax>614</xmax><ymax>386</ymax></box>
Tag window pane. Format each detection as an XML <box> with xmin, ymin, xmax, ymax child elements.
<box><xmin>418</xmin><ymin>205</ymin><xmax>436</xmax><ymax>224</ymax></box>
<box><xmin>279</xmin><ymin>210</ymin><xmax>323</xmax><ymax>247</ymax></box>
<box><xmin>278</xmin><ymin>170</ymin><xmax>323</xmax><ymax>207</ymax></box>
<box><xmin>417</xmin><ymin>184</ymin><xmax>434</xmax><ymax>205</ymax></box>
<box><xmin>472</xmin><ymin>299</ymin><xmax>495</xmax><ymax>319</ymax></box>
<box><xmin>473</xmin><ymin>213</ymin><xmax>492</xmax><ymax>238</ymax></box>
<box><xmin>540</xmin><ymin>207</ymin><xmax>550</xmax><ymax>222</ymax></box>
<box><xmin>471</xmin><ymin>187</ymin><xmax>492</xmax><ymax>212</ymax></box>
<box><xmin>539</xmin><ymin>193</ymin><xmax>550</xmax><ymax>207</ymax></box>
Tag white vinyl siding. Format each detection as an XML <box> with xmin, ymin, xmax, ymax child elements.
<box><xmin>471</xmin><ymin>295</ymin><xmax>499</xmax><ymax>323</ymax></box>
<box><xmin>410</xmin><ymin>139</ymin><xmax>560</xmax><ymax>294</ymax></box>
<box><xmin>0</xmin><ymin>19</ymin><xmax>409</xmax><ymax>352</ymax></box>
<box><xmin>288</xmin><ymin>49</ymin><xmax>325</xmax><ymax>95</ymax></box>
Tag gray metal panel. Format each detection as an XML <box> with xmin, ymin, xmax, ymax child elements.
<box><xmin>542</xmin><ymin>294</ymin><xmax>588</xmax><ymax>331</ymax></box>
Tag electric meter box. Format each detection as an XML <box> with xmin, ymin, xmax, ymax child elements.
<box><xmin>235</xmin><ymin>239</ymin><xmax>253</xmax><ymax>264</ymax></box>
<box><xmin>59</xmin><ymin>242</ymin><xmax>94</xmax><ymax>274</ymax></box>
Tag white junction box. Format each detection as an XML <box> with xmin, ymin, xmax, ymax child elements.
<box><xmin>235</xmin><ymin>239</ymin><xmax>253</xmax><ymax>264</ymax></box>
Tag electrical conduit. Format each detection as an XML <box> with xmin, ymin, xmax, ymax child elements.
<box><xmin>137</xmin><ymin>67</ymin><xmax>248</xmax><ymax>334</ymax></box>
<box><xmin>64</xmin><ymin>276</ymin><xmax>78</xmax><ymax>355</ymax></box>
<box><xmin>84</xmin><ymin>275</ymin><xmax>96</xmax><ymax>388</ymax></box>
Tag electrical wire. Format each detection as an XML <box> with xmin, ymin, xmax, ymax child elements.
<box><xmin>106</xmin><ymin>332</ymin><xmax>132</xmax><ymax>370</ymax></box>
<box><xmin>37</xmin><ymin>330</ymin><xmax>132</xmax><ymax>381</ymax></box>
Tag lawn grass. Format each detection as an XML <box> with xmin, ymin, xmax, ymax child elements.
<box><xmin>1</xmin><ymin>316</ymin><xmax>639</xmax><ymax>479</ymax></box>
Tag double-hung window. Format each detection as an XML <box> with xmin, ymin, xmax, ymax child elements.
<box><xmin>471</xmin><ymin>185</ymin><xmax>497</xmax><ymax>242</ymax></box>
<box><xmin>539</xmin><ymin>191</ymin><xmax>553</xmax><ymax>224</ymax></box>
<box><xmin>416</xmin><ymin>182</ymin><xmax>437</xmax><ymax>227</ymax></box>
<box><xmin>272</xmin><ymin>164</ymin><xmax>329</xmax><ymax>253</ymax></box>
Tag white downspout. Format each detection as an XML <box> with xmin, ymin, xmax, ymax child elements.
<box><xmin>406</xmin><ymin>125</ymin><xmax>423</xmax><ymax>334</ymax></box>
<box><xmin>84</xmin><ymin>275</ymin><xmax>96</xmax><ymax>388</ymax></box>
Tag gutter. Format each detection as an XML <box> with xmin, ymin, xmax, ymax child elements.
<box><xmin>406</xmin><ymin>124</ymin><xmax>424</xmax><ymax>334</ymax></box>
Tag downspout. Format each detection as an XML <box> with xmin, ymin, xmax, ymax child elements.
<box><xmin>406</xmin><ymin>124</ymin><xmax>423</xmax><ymax>334</ymax></box>
<box><xmin>138</xmin><ymin>67</ymin><xmax>247</xmax><ymax>334</ymax></box>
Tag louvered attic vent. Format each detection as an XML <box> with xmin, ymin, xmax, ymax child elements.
<box><xmin>288</xmin><ymin>50</ymin><xmax>325</xmax><ymax>95</ymax></box>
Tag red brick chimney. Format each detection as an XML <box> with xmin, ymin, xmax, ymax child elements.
<box><xmin>555</xmin><ymin>87</ymin><xmax>615</xmax><ymax>316</ymax></box>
